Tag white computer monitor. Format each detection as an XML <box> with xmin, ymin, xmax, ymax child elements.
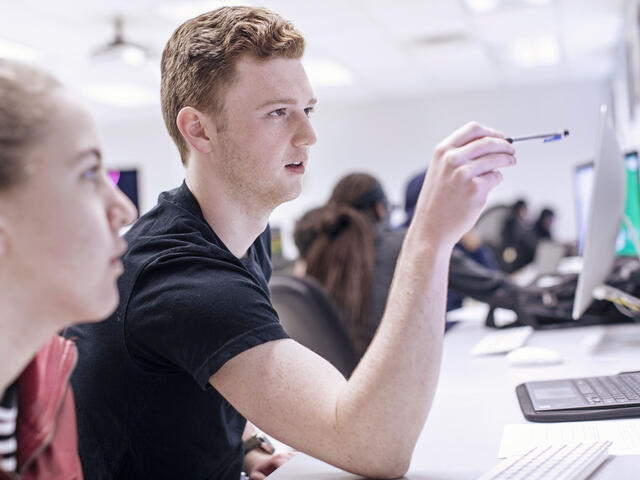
<box><xmin>572</xmin><ymin>105</ymin><xmax>626</xmax><ymax>319</ymax></box>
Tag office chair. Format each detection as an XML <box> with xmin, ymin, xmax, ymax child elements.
<box><xmin>474</xmin><ymin>204</ymin><xmax>511</xmax><ymax>252</ymax></box>
<box><xmin>269</xmin><ymin>274</ymin><xmax>358</xmax><ymax>377</ymax></box>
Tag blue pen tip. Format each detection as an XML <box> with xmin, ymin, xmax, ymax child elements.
<box><xmin>543</xmin><ymin>134</ymin><xmax>562</xmax><ymax>142</ymax></box>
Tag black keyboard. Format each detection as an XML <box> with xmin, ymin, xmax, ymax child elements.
<box><xmin>574</xmin><ymin>372</ymin><xmax>640</xmax><ymax>406</ymax></box>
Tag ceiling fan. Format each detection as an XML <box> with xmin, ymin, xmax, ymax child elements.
<box><xmin>90</xmin><ymin>15</ymin><xmax>152</xmax><ymax>67</ymax></box>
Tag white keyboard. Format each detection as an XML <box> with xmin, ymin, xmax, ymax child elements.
<box><xmin>471</xmin><ymin>326</ymin><xmax>533</xmax><ymax>356</ymax></box>
<box><xmin>477</xmin><ymin>441</ymin><xmax>612</xmax><ymax>480</ymax></box>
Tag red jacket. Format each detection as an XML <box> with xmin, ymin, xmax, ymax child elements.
<box><xmin>0</xmin><ymin>336</ymin><xmax>83</xmax><ymax>480</ymax></box>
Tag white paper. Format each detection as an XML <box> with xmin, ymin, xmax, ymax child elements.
<box><xmin>498</xmin><ymin>419</ymin><xmax>640</xmax><ymax>457</ymax></box>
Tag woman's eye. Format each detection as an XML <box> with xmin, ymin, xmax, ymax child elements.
<box><xmin>268</xmin><ymin>108</ymin><xmax>286</xmax><ymax>118</ymax></box>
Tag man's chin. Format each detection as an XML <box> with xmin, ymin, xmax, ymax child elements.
<box><xmin>281</xmin><ymin>184</ymin><xmax>303</xmax><ymax>204</ymax></box>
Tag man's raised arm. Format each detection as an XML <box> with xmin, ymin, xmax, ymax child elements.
<box><xmin>211</xmin><ymin>122</ymin><xmax>516</xmax><ymax>478</ymax></box>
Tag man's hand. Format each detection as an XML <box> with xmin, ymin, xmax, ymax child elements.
<box><xmin>244</xmin><ymin>450</ymin><xmax>296</xmax><ymax>480</ymax></box>
<box><xmin>413</xmin><ymin>121</ymin><xmax>517</xmax><ymax>247</ymax></box>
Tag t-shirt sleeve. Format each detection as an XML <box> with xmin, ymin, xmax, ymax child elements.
<box><xmin>123</xmin><ymin>253</ymin><xmax>289</xmax><ymax>390</ymax></box>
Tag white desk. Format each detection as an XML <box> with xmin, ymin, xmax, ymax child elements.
<box><xmin>268</xmin><ymin>316</ymin><xmax>640</xmax><ymax>479</ymax></box>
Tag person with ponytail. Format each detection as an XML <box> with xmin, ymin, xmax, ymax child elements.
<box><xmin>293</xmin><ymin>204</ymin><xmax>375</xmax><ymax>357</ymax></box>
<box><xmin>294</xmin><ymin>173</ymin><xmax>405</xmax><ymax>357</ymax></box>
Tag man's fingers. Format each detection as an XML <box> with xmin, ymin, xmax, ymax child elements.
<box><xmin>439</xmin><ymin>121</ymin><xmax>505</xmax><ymax>150</ymax></box>
<box><xmin>454</xmin><ymin>136</ymin><xmax>515</xmax><ymax>165</ymax></box>
<box><xmin>460</xmin><ymin>153</ymin><xmax>516</xmax><ymax>178</ymax></box>
<box><xmin>474</xmin><ymin>169</ymin><xmax>504</xmax><ymax>192</ymax></box>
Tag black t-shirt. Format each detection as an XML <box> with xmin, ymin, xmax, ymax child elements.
<box><xmin>65</xmin><ymin>182</ymin><xmax>289</xmax><ymax>480</ymax></box>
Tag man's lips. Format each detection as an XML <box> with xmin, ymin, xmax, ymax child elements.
<box><xmin>285</xmin><ymin>159</ymin><xmax>306</xmax><ymax>173</ymax></box>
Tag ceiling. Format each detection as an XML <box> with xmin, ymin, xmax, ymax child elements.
<box><xmin>0</xmin><ymin>0</ymin><xmax>627</xmax><ymax>116</ymax></box>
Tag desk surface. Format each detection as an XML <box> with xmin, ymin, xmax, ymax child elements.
<box><xmin>268</xmin><ymin>316</ymin><xmax>640</xmax><ymax>479</ymax></box>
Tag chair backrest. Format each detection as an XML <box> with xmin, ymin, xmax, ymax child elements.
<box><xmin>269</xmin><ymin>274</ymin><xmax>358</xmax><ymax>377</ymax></box>
<box><xmin>475</xmin><ymin>204</ymin><xmax>511</xmax><ymax>249</ymax></box>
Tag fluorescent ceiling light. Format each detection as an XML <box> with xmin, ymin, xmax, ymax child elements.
<box><xmin>302</xmin><ymin>59</ymin><xmax>354</xmax><ymax>88</ymax></box>
<box><xmin>157</xmin><ymin>1</ymin><xmax>254</xmax><ymax>23</ymax></box>
<box><xmin>465</xmin><ymin>0</ymin><xmax>499</xmax><ymax>14</ymax></box>
<box><xmin>82</xmin><ymin>82</ymin><xmax>156</xmax><ymax>108</ymax></box>
<box><xmin>509</xmin><ymin>35</ymin><xmax>560</xmax><ymax>67</ymax></box>
<box><xmin>121</xmin><ymin>47</ymin><xmax>147</xmax><ymax>67</ymax></box>
<box><xmin>0</xmin><ymin>39</ymin><xmax>41</xmax><ymax>62</ymax></box>
<box><xmin>92</xmin><ymin>45</ymin><xmax>147</xmax><ymax>67</ymax></box>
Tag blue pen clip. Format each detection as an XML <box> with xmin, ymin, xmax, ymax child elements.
<box><xmin>543</xmin><ymin>134</ymin><xmax>562</xmax><ymax>142</ymax></box>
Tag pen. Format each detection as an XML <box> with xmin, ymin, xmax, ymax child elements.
<box><xmin>506</xmin><ymin>129</ymin><xmax>569</xmax><ymax>144</ymax></box>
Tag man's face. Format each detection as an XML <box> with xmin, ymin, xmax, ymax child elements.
<box><xmin>207</xmin><ymin>56</ymin><xmax>317</xmax><ymax>210</ymax></box>
<box><xmin>1</xmin><ymin>91</ymin><xmax>137</xmax><ymax>325</ymax></box>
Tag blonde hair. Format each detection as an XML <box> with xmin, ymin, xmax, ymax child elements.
<box><xmin>0</xmin><ymin>59</ymin><xmax>61</xmax><ymax>190</ymax></box>
<box><xmin>161</xmin><ymin>6</ymin><xmax>305</xmax><ymax>164</ymax></box>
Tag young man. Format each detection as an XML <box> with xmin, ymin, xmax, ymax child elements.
<box><xmin>66</xmin><ymin>6</ymin><xmax>516</xmax><ymax>479</ymax></box>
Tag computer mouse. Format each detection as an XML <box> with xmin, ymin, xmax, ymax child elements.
<box><xmin>506</xmin><ymin>346</ymin><xmax>563</xmax><ymax>367</ymax></box>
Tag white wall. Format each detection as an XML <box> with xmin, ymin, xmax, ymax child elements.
<box><xmin>95</xmin><ymin>80</ymin><xmax>611</xmax><ymax>258</ymax></box>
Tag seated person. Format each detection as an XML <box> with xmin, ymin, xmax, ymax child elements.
<box><xmin>296</xmin><ymin>172</ymin><xmax>522</xmax><ymax>357</ymax></box>
<box><xmin>0</xmin><ymin>60</ymin><xmax>136</xmax><ymax>478</ymax></box>
<box><xmin>532</xmin><ymin>207</ymin><xmax>555</xmax><ymax>241</ymax></box>
<box><xmin>293</xmin><ymin>203</ymin><xmax>376</xmax><ymax>358</ymax></box>
<box><xmin>404</xmin><ymin>170</ymin><xmax>498</xmax><ymax>309</ymax></box>
<box><xmin>499</xmin><ymin>199</ymin><xmax>536</xmax><ymax>272</ymax></box>
<box><xmin>65</xmin><ymin>6</ymin><xmax>517</xmax><ymax>479</ymax></box>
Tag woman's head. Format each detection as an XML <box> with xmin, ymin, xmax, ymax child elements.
<box><xmin>0</xmin><ymin>60</ymin><xmax>137</xmax><ymax>326</ymax></box>
<box><xmin>294</xmin><ymin>204</ymin><xmax>374</xmax><ymax>355</ymax></box>
<box><xmin>328</xmin><ymin>172</ymin><xmax>389</xmax><ymax>223</ymax></box>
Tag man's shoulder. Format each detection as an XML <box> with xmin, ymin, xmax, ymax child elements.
<box><xmin>124</xmin><ymin>192</ymin><xmax>227</xmax><ymax>267</ymax></box>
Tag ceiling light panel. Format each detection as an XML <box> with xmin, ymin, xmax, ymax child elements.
<box><xmin>465</xmin><ymin>0</ymin><xmax>499</xmax><ymax>14</ymax></box>
<box><xmin>508</xmin><ymin>35</ymin><xmax>561</xmax><ymax>67</ymax></box>
<box><xmin>0</xmin><ymin>38</ymin><xmax>41</xmax><ymax>62</ymax></box>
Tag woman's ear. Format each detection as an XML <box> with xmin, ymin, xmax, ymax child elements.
<box><xmin>176</xmin><ymin>107</ymin><xmax>214</xmax><ymax>155</ymax></box>
<box><xmin>375</xmin><ymin>201</ymin><xmax>388</xmax><ymax>221</ymax></box>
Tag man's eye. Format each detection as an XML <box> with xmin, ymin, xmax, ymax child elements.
<box><xmin>269</xmin><ymin>108</ymin><xmax>286</xmax><ymax>118</ymax></box>
<box><xmin>304</xmin><ymin>106</ymin><xmax>315</xmax><ymax>117</ymax></box>
<box><xmin>83</xmin><ymin>165</ymin><xmax>101</xmax><ymax>182</ymax></box>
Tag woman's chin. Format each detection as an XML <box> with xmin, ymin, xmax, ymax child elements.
<box><xmin>84</xmin><ymin>289</ymin><xmax>120</xmax><ymax>323</ymax></box>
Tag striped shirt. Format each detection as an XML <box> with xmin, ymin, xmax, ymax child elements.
<box><xmin>0</xmin><ymin>383</ymin><xmax>17</xmax><ymax>473</ymax></box>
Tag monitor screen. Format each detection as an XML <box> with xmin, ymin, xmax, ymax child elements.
<box><xmin>573</xmin><ymin>152</ymin><xmax>640</xmax><ymax>256</ymax></box>
<box><xmin>108</xmin><ymin>169</ymin><xmax>139</xmax><ymax>211</ymax></box>
<box><xmin>617</xmin><ymin>151</ymin><xmax>640</xmax><ymax>256</ymax></box>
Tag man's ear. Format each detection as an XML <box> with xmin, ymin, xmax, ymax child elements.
<box><xmin>176</xmin><ymin>107</ymin><xmax>214</xmax><ymax>154</ymax></box>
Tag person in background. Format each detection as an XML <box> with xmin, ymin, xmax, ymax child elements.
<box><xmin>326</xmin><ymin>173</ymin><xmax>407</xmax><ymax>344</ymax></box>
<box><xmin>66</xmin><ymin>6</ymin><xmax>517</xmax><ymax>479</ymax></box>
<box><xmin>500</xmin><ymin>198</ymin><xmax>536</xmax><ymax>272</ymax></box>
<box><xmin>293</xmin><ymin>204</ymin><xmax>372</xmax><ymax>356</ymax></box>
<box><xmin>295</xmin><ymin>172</ymin><xmax>520</xmax><ymax>360</ymax></box>
<box><xmin>0</xmin><ymin>60</ymin><xmax>136</xmax><ymax>479</ymax></box>
<box><xmin>404</xmin><ymin>170</ymin><xmax>498</xmax><ymax>309</ymax></box>
<box><xmin>532</xmin><ymin>207</ymin><xmax>555</xmax><ymax>241</ymax></box>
